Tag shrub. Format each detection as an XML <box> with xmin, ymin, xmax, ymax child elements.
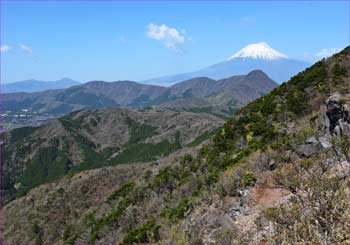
<box><xmin>149</xmin><ymin>166</ymin><xmax>177</xmax><ymax>192</ymax></box>
<box><xmin>107</xmin><ymin>181</ymin><xmax>135</xmax><ymax>202</ymax></box>
<box><xmin>122</xmin><ymin>219</ymin><xmax>161</xmax><ymax>244</ymax></box>
<box><xmin>181</xmin><ymin>153</ymin><xmax>193</xmax><ymax>164</ymax></box>
<box><xmin>161</xmin><ymin>198</ymin><xmax>190</xmax><ymax>222</ymax></box>
<box><xmin>88</xmin><ymin>197</ymin><xmax>132</xmax><ymax>243</ymax></box>
<box><xmin>143</xmin><ymin>170</ymin><xmax>152</xmax><ymax>181</ymax></box>
<box><xmin>266</xmin><ymin>157</ymin><xmax>350</xmax><ymax>243</ymax></box>
<box><xmin>32</xmin><ymin>223</ymin><xmax>40</xmax><ymax>234</ymax></box>
<box><xmin>241</xmin><ymin>171</ymin><xmax>257</xmax><ymax>188</ymax></box>
<box><xmin>285</xmin><ymin>87</ymin><xmax>309</xmax><ymax>115</ymax></box>
<box><xmin>333</xmin><ymin>63</ymin><xmax>347</xmax><ymax>78</ymax></box>
<box><xmin>32</xmin><ymin>222</ymin><xmax>43</xmax><ymax>244</ymax></box>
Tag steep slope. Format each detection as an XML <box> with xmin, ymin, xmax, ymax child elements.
<box><xmin>143</xmin><ymin>42</ymin><xmax>309</xmax><ymax>85</ymax></box>
<box><xmin>1</xmin><ymin>78</ymin><xmax>80</xmax><ymax>93</ymax></box>
<box><xmin>3</xmin><ymin>47</ymin><xmax>350</xmax><ymax>244</ymax></box>
<box><xmin>2</xmin><ymin>108</ymin><xmax>224</xmax><ymax>204</ymax></box>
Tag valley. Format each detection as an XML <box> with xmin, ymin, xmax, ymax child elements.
<box><xmin>1</xmin><ymin>109</ymin><xmax>64</xmax><ymax>131</ymax></box>
<box><xmin>2</xmin><ymin>107</ymin><xmax>224</xmax><ymax>204</ymax></box>
<box><xmin>2</xmin><ymin>2</ymin><xmax>348</xmax><ymax>244</ymax></box>
<box><xmin>2</xmin><ymin>47</ymin><xmax>350</xmax><ymax>244</ymax></box>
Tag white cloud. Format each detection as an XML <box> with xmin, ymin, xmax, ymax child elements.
<box><xmin>146</xmin><ymin>23</ymin><xmax>185</xmax><ymax>50</ymax></box>
<box><xmin>0</xmin><ymin>45</ymin><xmax>12</xmax><ymax>53</ymax></box>
<box><xmin>316</xmin><ymin>48</ymin><xmax>341</xmax><ymax>58</ymax></box>
<box><xmin>19</xmin><ymin>44</ymin><xmax>33</xmax><ymax>54</ymax></box>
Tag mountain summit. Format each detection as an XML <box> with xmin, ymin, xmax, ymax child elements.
<box><xmin>227</xmin><ymin>42</ymin><xmax>288</xmax><ymax>60</ymax></box>
<box><xmin>143</xmin><ymin>43</ymin><xmax>309</xmax><ymax>85</ymax></box>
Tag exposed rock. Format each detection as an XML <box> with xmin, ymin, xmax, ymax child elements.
<box><xmin>295</xmin><ymin>143</ymin><xmax>320</xmax><ymax>157</ymax></box>
<box><xmin>229</xmin><ymin>201</ymin><xmax>242</xmax><ymax>218</ymax></box>
<box><xmin>284</xmin><ymin>149</ymin><xmax>301</xmax><ymax>162</ymax></box>
<box><xmin>339</xmin><ymin>112</ymin><xmax>350</xmax><ymax>136</ymax></box>
<box><xmin>325</xmin><ymin>93</ymin><xmax>350</xmax><ymax>136</ymax></box>
<box><xmin>319</xmin><ymin>136</ymin><xmax>332</xmax><ymax>148</ymax></box>
<box><xmin>330</xmin><ymin>161</ymin><xmax>350</xmax><ymax>179</ymax></box>
<box><xmin>305</xmin><ymin>136</ymin><xmax>318</xmax><ymax>144</ymax></box>
<box><xmin>237</xmin><ymin>189</ymin><xmax>257</xmax><ymax>216</ymax></box>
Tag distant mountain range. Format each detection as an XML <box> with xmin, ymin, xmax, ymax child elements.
<box><xmin>143</xmin><ymin>42</ymin><xmax>310</xmax><ymax>85</ymax></box>
<box><xmin>3</xmin><ymin>70</ymin><xmax>277</xmax><ymax>116</ymax></box>
<box><xmin>1</xmin><ymin>78</ymin><xmax>80</xmax><ymax>93</ymax></box>
<box><xmin>2</xmin><ymin>43</ymin><xmax>308</xmax><ymax>93</ymax></box>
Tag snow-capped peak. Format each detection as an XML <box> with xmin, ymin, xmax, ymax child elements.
<box><xmin>227</xmin><ymin>42</ymin><xmax>288</xmax><ymax>61</ymax></box>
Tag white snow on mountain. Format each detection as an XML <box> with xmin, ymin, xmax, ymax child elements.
<box><xmin>143</xmin><ymin>42</ymin><xmax>310</xmax><ymax>85</ymax></box>
<box><xmin>228</xmin><ymin>42</ymin><xmax>288</xmax><ymax>61</ymax></box>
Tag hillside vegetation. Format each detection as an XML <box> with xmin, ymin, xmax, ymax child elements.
<box><xmin>3</xmin><ymin>47</ymin><xmax>350</xmax><ymax>244</ymax></box>
<box><xmin>2</xmin><ymin>108</ymin><xmax>223</xmax><ymax>204</ymax></box>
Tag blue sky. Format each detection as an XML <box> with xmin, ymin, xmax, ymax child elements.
<box><xmin>1</xmin><ymin>1</ymin><xmax>349</xmax><ymax>83</ymax></box>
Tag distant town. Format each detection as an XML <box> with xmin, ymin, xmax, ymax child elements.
<box><xmin>1</xmin><ymin>109</ymin><xmax>62</xmax><ymax>131</ymax></box>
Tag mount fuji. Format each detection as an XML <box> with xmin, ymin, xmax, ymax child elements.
<box><xmin>143</xmin><ymin>42</ymin><xmax>310</xmax><ymax>85</ymax></box>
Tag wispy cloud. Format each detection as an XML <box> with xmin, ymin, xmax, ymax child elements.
<box><xmin>0</xmin><ymin>45</ymin><xmax>12</xmax><ymax>53</ymax></box>
<box><xmin>0</xmin><ymin>44</ymin><xmax>34</xmax><ymax>55</ymax></box>
<box><xmin>146</xmin><ymin>23</ymin><xmax>186</xmax><ymax>50</ymax></box>
<box><xmin>301</xmin><ymin>47</ymin><xmax>342</xmax><ymax>62</ymax></box>
<box><xmin>316</xmin><ymin>48</ymin><xmax>341</xmax><ymax>58</ymax></box>
<box><xmin>19</xmin><ymin>44</ymin><xmax>33</xmax><ymax>54</ymax></box>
